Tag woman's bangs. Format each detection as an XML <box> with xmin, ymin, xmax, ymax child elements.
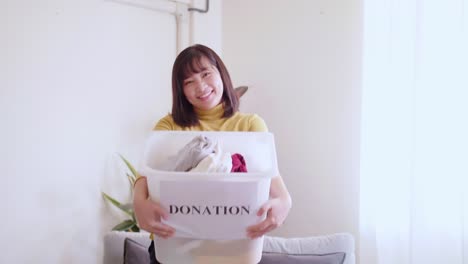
<box><xmin>181</xmin><ymin>55</ymin><xmax>206</xmax><ymax>80</ymax></box>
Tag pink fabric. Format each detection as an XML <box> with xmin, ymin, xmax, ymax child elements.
<box><xmin>231</xmin><ymin>153</ymin><xmax>247</xmax><ymax>172</ymax></box>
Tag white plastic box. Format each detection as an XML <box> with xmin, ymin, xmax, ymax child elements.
<box><xmin>139</xmin><ymin>131</ymin><xmax>279</xmax><ymax>264</ymax></box>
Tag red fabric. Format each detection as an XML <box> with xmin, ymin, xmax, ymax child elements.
<box><xmin>231</xmin><ymin>153</ymin><xmax>247</xmax><ymax>172</ymax></box>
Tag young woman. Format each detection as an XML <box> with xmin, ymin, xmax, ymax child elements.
<box><xmin>133</xmin><ymin>44</ymin><xmax>292</xmax><ymax>262</ymax></box>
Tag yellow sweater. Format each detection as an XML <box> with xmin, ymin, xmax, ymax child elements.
<box><xmin>154</xmin><ymin>104</ymin><xmax>268</xmax><ymax>132</ymax></box>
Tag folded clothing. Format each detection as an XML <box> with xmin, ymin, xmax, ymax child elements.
<box><xmin>190</xmin><ymin>143</ymin><xmax>233</xmax><ymax>173</ymax></box>
<box><xmin>160</xmin><ymin>136</ymin><xmax>248</xmax><ymax>174</ymax></box>
<box><xmin>163</xmin><ymin>135</ymin><xmax>216</xmax><ymax>172</ymax></box>
<box><xmin>231</xmin><ymin>153</ymin><xmax>247</xmax><ymax>172</ymax></box>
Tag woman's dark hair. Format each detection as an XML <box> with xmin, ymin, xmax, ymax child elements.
<box><xmin>171</xmin><ymin>44</ymin><xmax>239</xmax><ymax>127</ymax></box>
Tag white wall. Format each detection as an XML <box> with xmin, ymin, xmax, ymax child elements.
<box><xmin>222</xmin><ymin>0</ymin><xmax>362</xmax><ymax>242</ymax></box>
<box><xmin>191</xmin><ymin>0</ymin><xmax>222</xmax><ymax>53</ymax></box>
<box><xmin>0</xmin><ymin>0</ymin><xmax>221</xmax><ymax>263</ymax></box>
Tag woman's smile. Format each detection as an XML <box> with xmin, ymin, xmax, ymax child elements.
<box><xmin>198</xmin><ymin>90</ymin><xmax>213</xmax><ymax>101</ymax></box>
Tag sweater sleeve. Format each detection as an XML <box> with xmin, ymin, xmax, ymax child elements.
<box><xmin>153</xmin><ymin>115</ymin><xmax>174</xmax><ymax>131</ymax></box>
<box><xmin>249</xmin><ymin>114</ymin><xmax>269</xmax><ymax>132</ymax></box>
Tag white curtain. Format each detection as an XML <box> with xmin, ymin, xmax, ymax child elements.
<box><xmin>360</xmin><ymin>0</ymin><xmax>468</xmax><ymax>263</ymax></box>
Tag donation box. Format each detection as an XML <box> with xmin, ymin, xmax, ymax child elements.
<box><xmin>140</xmin><ymin>131</ymin><xmax>279</xmax><ymax>264</ymax></box>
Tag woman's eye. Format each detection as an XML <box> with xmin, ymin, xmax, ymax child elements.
<box><xmin>202</xmin><ymin>72</ymin><xmax>211</xmax><ymax>78</ymax></box>
<box><xmin>184</xmin><ymin>80</ymin><xmax>193</xmax><ymax>85</ymax></box>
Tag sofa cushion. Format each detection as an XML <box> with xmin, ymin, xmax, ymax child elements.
<box><xmin>263</xmin><ymin>233</ymin><xmax>354</xmax><ymax>264</ymax></box>
<box><xmin>124</xmin><ymin>237</ymin><xmax>150</xmax><ymax>264</ymax></box>
<box><xmin>259</xmin><ymin>252</ymin><xmax>345</xmax><ymax>264</ymax></box>
<box><xmin>104</xmin><ymin>231</ymin><xmax>152</xmax><ymax>264</ymax></box>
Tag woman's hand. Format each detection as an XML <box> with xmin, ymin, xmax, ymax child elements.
<box><xmin>246</xmin><ymin>196</ymin><xmax>291</xmax><ymax>239</ymax></box>
<box><xmin>133</xmin><ymin>177</ymin><xmax>175</xmax><ymax>239</ymax></box>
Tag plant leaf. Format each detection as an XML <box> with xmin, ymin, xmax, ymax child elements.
<box><xmin>126</xmin><ymin>173</ymin><xmax>134</xmax><ymax>195</ymax></box>
<box><xmin>118</xmin><ymin>153</ymin><xmax>139</xmax><ymax>178</ymax></box>
<box><xmin>130</xmin><ymin>225</ymin><xmax>140</xmax><ymax>232</ymax></box>
<box><xmin>120</xmin><ymin>203</ymin><xmax>134</xmax><ymax>212</ymax></box>
<box><xmin>126</xmin><ymin>173</ymin><xmax>136</xmax><ymax>185</ymax></box>
<box><xmin>102</xmin><ymin>192</ymin><xmax>132</xmax><ymax>217</ymax></box>
<box><xmin>112</xmin><ymin>219</ymin><xmax>136</xmax><ymax>231</ymax></box>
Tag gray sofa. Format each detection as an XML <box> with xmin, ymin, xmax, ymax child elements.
<box><xmin>103</xmin><ymin>231</ymin><xmax>355</xmax><ymax>264</ymax></box>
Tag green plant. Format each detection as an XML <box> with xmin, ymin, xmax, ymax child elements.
<box><xmin>102</xmin><ymin>154</ymin><xmax>140</xmax><ymax>232</ymax></box>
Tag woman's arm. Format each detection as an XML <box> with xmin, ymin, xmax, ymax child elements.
<box><xmin>133</xmin><ymin>116</ymin><xmax>177</xmax><ymax>238</ymax></box>
<box><xmin>246</xmin><ymin>175</ymin><xmax>292</xmax><ymax>238</ymax></box>
<box><xmin>133</xmin><ymin>177</ymin><xmax>175</xmax><ymax>238</ymax></box>
<box><xmin>269</xmin><ymin>174</ymin><xmax>292</xmax><ymax>203</ymax></box>
<box><xmin>246</xmin><ymin>115</ymin><xmax>292</xmax><ymax>238</ymax></box>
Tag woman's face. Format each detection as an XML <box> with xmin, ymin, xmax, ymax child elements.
<box><xmin>182</xmin><ymin>57</ymin><xmax>224</xmax><ymax>111</ymax></box>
